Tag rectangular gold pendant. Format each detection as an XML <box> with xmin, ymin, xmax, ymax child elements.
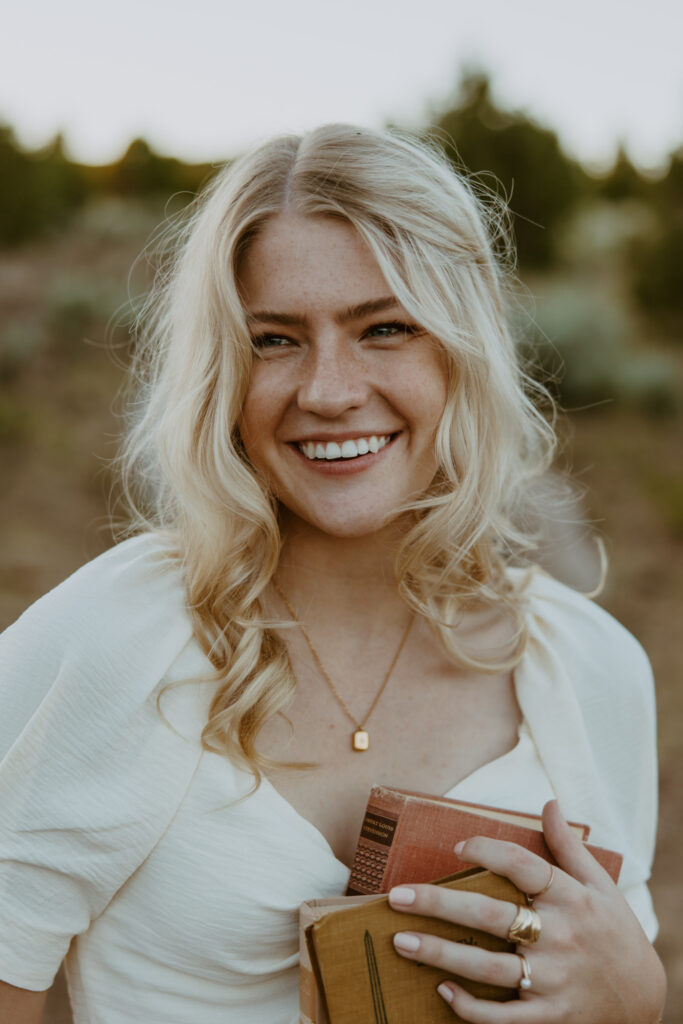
<box><xmin>352</xmin><ymin>729</ymin><xmax>369</xmax><ymax>751</ymax></box>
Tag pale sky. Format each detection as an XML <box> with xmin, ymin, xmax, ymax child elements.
<box><xmin>3</xmin><ymin>0</ymin><xmax>682</xmax><ymax>170</ymax></box>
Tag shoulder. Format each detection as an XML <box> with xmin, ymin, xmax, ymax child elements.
<box><xmin>0</xmin><ymin>538</ymin><xmax>213</xmax><ymax>960</ymax></box>
<box><xmin>1</xmin><ymin>532</ymin><xmax>191</xmax><ymax>654</ymax></box>
<box><xmin>515</xmin><ymin>567</ymin><xmax>654</xmax><ymax>714</ymax></box>
<box><xmin>0</xmin><ymin>534</ymin><xmax>197</xmax><ymax>758</ymax></box>
<box><xmin>5</xmin><ymin>532</ymin><xmax>188</xmax><ymax>631</ymax></box>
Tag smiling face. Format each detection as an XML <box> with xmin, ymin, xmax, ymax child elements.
<box><xmin>237</xmin><ymin>213</ymin><xmax>448</xmax><ymax>539</ymax></box>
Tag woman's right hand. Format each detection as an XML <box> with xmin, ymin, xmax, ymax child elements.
<box><xmin>389</xmin><ymin>801</ymin><xmax>666</xmax><ymax>1023</ymax></box>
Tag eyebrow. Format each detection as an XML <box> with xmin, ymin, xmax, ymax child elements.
<box><xmin>245</xmin><ymin>295</ymin><xmax>404</xmax><ymax>327</ymax></box>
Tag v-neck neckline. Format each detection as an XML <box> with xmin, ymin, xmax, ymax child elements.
<box><xmin>261</xmin><ymin>722</ymin><xmax>529</xmax><ymax>872</ymax></box>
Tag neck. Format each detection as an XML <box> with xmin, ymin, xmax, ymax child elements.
<box><xmin>274</xmin><ymin>515</ymin><xmax>409</xmax><ymax>640</ymax></box>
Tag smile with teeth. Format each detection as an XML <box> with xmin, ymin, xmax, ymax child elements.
<box><xmin>296</xmin><ymin>434</ymin><xmax>394</xmax><ymax>461</ymax></box>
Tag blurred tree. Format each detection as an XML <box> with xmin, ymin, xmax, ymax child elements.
<box><xmin>629</xmin><ymin>148</ymin><xmax>683</xmax><ymax>319</ymax></box>
<box><xmin>595</xmin><ymin>145</ymin><xmax>647</xmax><ymax>202</ymax></box>
<box><xmin>0</xmin><ymin>126</ymin><xmax>85</xmax><ymax>244</ymax></box>
<box><xmin>30</xmin><ymin>133</ymin><xmax>87</xmax><ymax>221</ymax></box>
<box><xmin>112</xmin><ymin>138</ymin><xmax>183</xmax><ymax>195</ymax></box>
<box><xmin>87</xmin><ymin>137</ymin><xmax>214</xmax><ymax>200</ymax></box>
<box><xmin>0</xmin><ymin>124</ymin><xmax>33</xmax><ymax>242</ymax></box>
<box><xmin>430</xmin><ymin>72</ymin><xmax>589</xmax><ymax>267</ymax></box>
<box><xmin>0</xmin><ymin>122</ymin><xmax>215</xmax><ymax>246</ymax></box>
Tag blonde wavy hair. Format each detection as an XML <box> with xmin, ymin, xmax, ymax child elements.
<box><xmin>119</xmin><ymin>123</ymin><xmax>556</xmax><ymax>778</ymax></box>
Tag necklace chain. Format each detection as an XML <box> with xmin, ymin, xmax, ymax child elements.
<box><xmin>272</xmin><ymin>581</ymin><xmax>413</xmax><ymax>750</ymax></box>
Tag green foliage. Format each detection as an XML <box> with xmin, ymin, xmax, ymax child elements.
<box><xmin>627</xmin><ymin>150</ymin><xmax>683</xmax><ymax>318</ymax></box>
<box><xmin>631</xmin><ymin>221</ymin><xmax>683</xmax><ymax>317</ymax></box>
<box><xmin>46</xmin><ymin>274</ymin><xmax>128</xmax><ymax>350</ymax></box>
<box><xmin>0</xmin><ymin>320</ymin><xmax>45</xmax><ymax>382</ymax></box>
<box><xmin>431</xmin><ymin>73</ymin><xmax>589</xmax><ymax>267</ymax></box>
<box><xmin>594</xmin><ymin>146</ymin><xmax>648</xmax><ymax>203</ymax></box>
<box><xmin>557</xmin><ymin>200</ymin><xmax>658</xmax><ymax>268</ymax></box>
<box><xmin>84</xmin><ymin>138</ymin><xmax>214</xmax><ymax>199</ymax></box>
<box><xmin>0</xmin><ymin>125</ymin><xmax>214</xmax><ymax>247</ymax></box>
<box><xmin>74</xmin><ymin>196</ymin><xmax>162</xmax><ymax>240</ymax></box>
<box><xmin>0</xmin><ymin>394</ymin><xmax>31</xmax><ymax>442</ymax></box>
<box><xmin>0</xmin><ymin>126</ymin><xmax>86</xmax><ymax>244</ymax></box>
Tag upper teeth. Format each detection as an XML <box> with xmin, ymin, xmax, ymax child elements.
<box><xmin>298</xmin><ymin>435</ymin><xmax>392</xmax><ymax>460</ymax></box>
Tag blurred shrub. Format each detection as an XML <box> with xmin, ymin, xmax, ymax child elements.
<box><xmin>558</xmin><ymin>200</ymin><xmax>658</xmax><ymax>268</ymax></box>
<box><xmin>74</xmin><ymin>197</ymin><xmax>162</xmax><ymax>241</ymax></box>
<box><xmin>630</xmin><ymin>219</ymin><xmax>683</xmax><ymax>318</ymax></box>
<box><xmin>519</xmin><ymin>283</ymin><xmax>679</xmax><ymax>413</ymax></box>
<box><xmin>46</xmin><ymin>274</ymin><xmax>128</xmax><ymax>349</ymax></box>
<box><xmin>0</xmin><ymin>320</ymin><xmax>46</xmax><ymax>382</ymax></box>
<box><xmin>0</xmin><ymin>394</ymin><xmax>31</xmax><ymax>443</ymax></box>
<box><xmin>614</xmin><ymin>351</ymin><xmax>680</xmax><ymax>415</ymax></box>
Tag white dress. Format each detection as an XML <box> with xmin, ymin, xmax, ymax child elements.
<box><xmin>0</xmin><ymin>535</ymin><xmax>658</xmax><ymax>1023</ymax></box>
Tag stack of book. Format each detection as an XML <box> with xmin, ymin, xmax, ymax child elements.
<box><xmin>300</xmin><ymin>787</ymin><xmax>622</xmax><ymax>1024</ymax></box>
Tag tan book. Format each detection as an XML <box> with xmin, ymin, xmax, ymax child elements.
<box><xmin>300</xmin><ymin>892</ymin><xmax>377</xmax><ymax>1024</ymax></box>
<box><xmin>347</xmin><ymin>785</ymin><xmax>622</xmax><ymax>895</ymax></box>
<box><xmin>303</xmin><ymin>867</ymin><xmax>524</xmax><ymax>1024</ymax></box>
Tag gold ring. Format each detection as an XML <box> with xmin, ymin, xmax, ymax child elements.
<box><xmin>518</xmin><ymin>953</ymin><xmax>532</xmax><ymax>991</ymax></box>
<box><xmin>507</xmin><ymin>905</ymin><xmax>542</xmax><ymax>945</ymax></box>
<box><xmin>526</xmin><ymin>864</ymin><xmax>555</xmax><ymax>905</ymax></box>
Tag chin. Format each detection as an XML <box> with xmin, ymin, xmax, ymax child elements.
<box><xmin>283</xmin><ymin>506</ymin><xmax>399</xmax><ymax>541</ymax></box>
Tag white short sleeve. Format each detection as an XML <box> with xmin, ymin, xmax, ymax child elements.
<box><xmin>0</xmin><ymin>536</ymin><xmax>208</xmax><ymax>990</ymax></box>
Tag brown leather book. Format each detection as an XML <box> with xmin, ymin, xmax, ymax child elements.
<box><xmin>300</xmin><ymin>892</ymin><xmax>376</xmax><ymax>1024</ymax></box>
<box><xmin>303</xmin><ymin>868</ymin><xmax>524</xmax><ymax>1024</ymax></box>
<box><xmin>346</xmin><ymin>785</ymin><xmax>622</xmax><ymax>895</ymax></box>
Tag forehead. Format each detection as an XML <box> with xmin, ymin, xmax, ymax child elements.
<box><xmin>237</xmin><ymin>212</ymin><xmax>392</xmax><ymax>314</ymax></box>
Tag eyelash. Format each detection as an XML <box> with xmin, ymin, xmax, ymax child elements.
<box><xmin>364</xmin><ymin>321</ymin><xmax>419</xmax><ymax>339</ymax></box>
<box><xmin>250</xmin><ymin>334</ymin><xmax>291</xmax><ymax>350</ymax></box>
<box><xmin>250</xmin><ymin>321</ymin><xmax>419</xmax><ymax>350</ymax></box>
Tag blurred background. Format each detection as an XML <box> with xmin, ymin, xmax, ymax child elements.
<box><xmin>1</xmin><ymin>0</ymin><xmax>681</xmax><ymax>1019</ymax></box>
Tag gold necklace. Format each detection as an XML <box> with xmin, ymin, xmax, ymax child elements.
<box><xmin>273</xmin><ymin>581</ymin><xmax>414</xmax><ymax>752</ymax></box>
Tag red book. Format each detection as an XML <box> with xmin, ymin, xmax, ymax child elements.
<box><xmin>346</xmin><ymin>785</ymin><xmax>622</xmax><ymax>895</ymax></box>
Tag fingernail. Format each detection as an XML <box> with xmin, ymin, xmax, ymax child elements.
<box><xmin>437</xmin><ymin>982</ymin><xmax>454</xmax><ymax>1003</ymax></box>
<box><xmin>454</xmin><ymin>841</ymin><xmax>465</xmax><ymax>854</ymax></box>
<box><xmin>389</xmin><ymin>886</ymin><xmax>416</xmax><ymax>906</ymax></box>
<box><xmin>394</xmin><ymin>931</ymin><xmax>420</xmax><ymax>953</ymax></box>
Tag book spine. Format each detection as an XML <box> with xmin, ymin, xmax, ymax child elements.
<box><xmin>300</xmin><ymin>903</ymin><xmax>331</xmax><ymax>1024</ymax></box>
<box><xmin>346</xmin><ymin>789</ymin><xmax>406</xmax><ymax>895</ymax></box>
<box><xmin>300</xmin><ymin>895</ymin><xmax>378</xmax><ymax>1023</ymax></box>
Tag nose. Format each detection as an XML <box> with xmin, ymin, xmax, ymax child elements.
<box><xmin>296</xmin><ymin>340</ymin><xmax>370</xmax><ymax>418</ymax></box>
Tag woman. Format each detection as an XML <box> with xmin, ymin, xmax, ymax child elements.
<box><xmin>0</xmin><ymin>125</ymin><xmax>665</xmax><ymax>1022</ymax></box>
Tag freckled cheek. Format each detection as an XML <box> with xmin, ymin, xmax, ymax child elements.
<box><xmin>406</xmin><ymin>370</ymin><xmax>448</xmax><ymax>440</ymax></box>
<box><xmin>236</xmin><ymin>382</ymin><xmax>280</xmax><ymax>464</ymax></box>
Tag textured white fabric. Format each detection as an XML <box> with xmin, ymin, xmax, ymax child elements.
<box><xmin>0</xmin><ymin>536</ymin><xmax>658</xmax><ymax>1022</ymax></box>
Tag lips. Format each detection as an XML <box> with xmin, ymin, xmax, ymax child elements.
<box><xmin>295</xmin><ymin>434</ymin><xmax>394</xmax><ymax>461</ymax></box>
